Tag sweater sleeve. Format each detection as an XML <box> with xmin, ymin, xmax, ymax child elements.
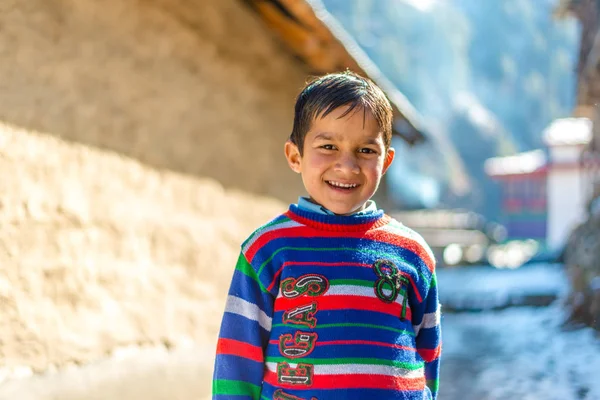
<box><xmin>212</xmin><ymin>252</ymin><xmax>275</xmax><ymax>400</ymax></box>
<box><xmin>412</xmin><ymin>272</ymin><xmax>442</xmax><ymax>399</ymax></box>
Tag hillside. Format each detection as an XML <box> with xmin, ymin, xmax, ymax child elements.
<box><xmin>322</xmin><ymin>0</ymin><xmax>579</xmax><ymax>221</ymax></box>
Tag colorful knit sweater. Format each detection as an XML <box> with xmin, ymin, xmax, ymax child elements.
<box><xmin>213</xmin><ymin>205</ymin><xmax>442</xmax><ymax>400</ymax></box>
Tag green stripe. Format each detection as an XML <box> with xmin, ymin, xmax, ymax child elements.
<box><xmin>242</xmin><ymin>216</ymin><xmax>292</xmax><ymax>248</ymax></box>
<box><xmin>272</xmin><ymin>322</ymin><xmax>415</xmax><ymax>336</ymax></box>
<box><xmin>235</xmin><ymin>253</ymin><xmax>269</xmax><ymax>294</ymax></box>
<box><xmin>266</xmin><ymin>356</ymin><xmax>423</xmax><ymax>370</ymax></box>
<box><xmin>330</xmin><ymin>279</ymin><xmax>373</xmax><ymax>287</ymax></box>
<box><xmin>212</xmin><ymin>379</ymin><xmax>261</xmax><ymax>397</ymax></box>
<box><xmin>427</xmin><ymin>378</ymin><xmax>439</xmax><ymax>393</ymax></box>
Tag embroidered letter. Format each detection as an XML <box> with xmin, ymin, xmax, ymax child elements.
<box><xmin>279</xmin><ymin>331</ymin><xmax>318</xmax><ymax>358</ymax></box>
<box><xmin>282</xmin><ymin>302</ymin><xmax>318</xmax><ymax>328</ymax></box>
<box><xmin>372</xmin><ymin>259</ymin><xmax>400</xmax><ymax>303</ymax></box>
<box><xmin>273</xmin><ymin>389</ymin><xmax>317</xmax><ymax>400</ymax></box>
<box><xmin>372</xmin><ymin>259</ymin><xmax>410</xmax><ymax>319</ymax></box>
<box><xmin>277</xmin><ymin>362</ymin><xmax>314</xmax><ymax>386</ymax></box>
<box><xmin>281</xmin><ymin>274</ymin><xmax>329</xmax><ymax>298</ymax></box>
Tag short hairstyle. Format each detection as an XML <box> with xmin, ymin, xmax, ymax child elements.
<box><xmin>290</xmin><ymin>71</ymin><xmax>393</xmax><ymax>154</ymax></box>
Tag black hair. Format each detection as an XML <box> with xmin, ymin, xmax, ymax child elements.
<box><xmin>290</xmin><ymin>71</ymin><xmax>393</xmax><ymax>154</ymax></box>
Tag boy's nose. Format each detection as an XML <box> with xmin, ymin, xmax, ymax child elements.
<box><xmin>335</xmin><ymin>153</ymin><xmax>360</xmax><ymax>174</ymax></box>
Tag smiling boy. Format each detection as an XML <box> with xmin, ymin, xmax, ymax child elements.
<box><xmin>212</xmin><ymin>71</ymin><xmax>441</xmax><ymax>400</ymax></box>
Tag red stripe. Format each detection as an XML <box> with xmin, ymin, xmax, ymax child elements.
<box><xmin>268</xmin><ymin>339</ymin><xmax>416</xmax><ymax>352</ymax></box>
<box><xmin>245</xmin><ymin>225</ymin><xmax>434</xmax><ymax>273</ymax></box>
<box><xmin>285</xmin><ymin>210</ymin><xmax>392</xmax><ymax>233</ymax></box>
<box><xmin>266</xmin><ymin>262</ymin><xmax>371</xmax><ymax>292</ymax></box>
<box><xmin>373</xmin><ymin>230</ymin><xmax>435</xmax><ymax>273</ymax></box>
<box><xmin>274</xmin><ymin>295</ymin><xmax>412</xmax><ymax>320</ymax></box>
<box><xmin>418</xmin><ymin>343</ymin><xmax>442</xmax><ymax>362</ymax></box>
<box><xmin>263</xmin><ymin>370</ymin><xmax>425</xmax><ymax>390</ymax></box>
<box><xmin>216</xmin><ymin>338</ymin><xmax>263</xmax><ymax>363</ymax></box>
<box><xmin>245</xmin><ymin>223</ymin><xmax>298</xmax><ymax>262</ymax></box>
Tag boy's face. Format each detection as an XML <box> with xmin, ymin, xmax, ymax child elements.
<box><xmin>285</xmin><ymin>106</ymin><xmax>395</xmax><ymax>215</ymax></box>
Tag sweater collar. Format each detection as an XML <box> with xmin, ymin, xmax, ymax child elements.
<box><xmin>285</xmin><ymin>203</ymin><xmax>389</xmax><ymax>232</ymax></box>
<box><xmin>296</xmin><ymin>196</ymin><xmax>378</xmax><ymax>216</ymax></box>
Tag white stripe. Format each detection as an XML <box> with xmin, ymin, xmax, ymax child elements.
<box><xmin>242</xmin><ymin>220</ymin><xmax>302</xmax><ymax>253</ymax></box>
<box><xmin>413</xmin><ymin>308</ymin><xmax>441</xmax><ymax>335</ymax></box>
<box><xmin>322</xmin><ymin>285</ymin><xmax>407</xmax><ymax>306</ymax></box>
<box><xmin>323</xmin><ymin>285</ymin><xmax>374</xmax><ymax>297</ymax></box>
<box><xmin>266</xmin><ymin>362</ymin><xmax>423</xmax><ymax>377</ymax></box>
<box><xmin>224</xmin><ymin>295</ymin><xmax>272</xmax><ymax>332</ymax></box>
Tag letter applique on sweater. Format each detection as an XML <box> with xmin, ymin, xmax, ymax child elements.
<box><xmin>276</xmin><ymin>274</ymin><xmax>329</xmax><ymax>396</ymax></box>
<box><xmin>273</xmin><ymin>389</ymin><xmax>317</xmax><ymax>400</ymax></box>
<box><xmin>281</xmin><ymin>274</ymin><xmax>329</xmax><ymax>298</ymax></box>
<box><xmin>277</xmin><ymin>362</ymin><xmax>314</xmax><ymax>385</ymax></box>
<box><xmin>372</xmin><ymin>259</ymin><xmax>411</xmax><ymax>320</ymax></box>
<box><xmin>279</xmin><ymin>331</ymin><xmax>318</xmax><ymax>358</ymax></box>
<box><xmin>282</xmin><ymin>302</ymin><xmax>318</xmax><ymax>328</ymax></box>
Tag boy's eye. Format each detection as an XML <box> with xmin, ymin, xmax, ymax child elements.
<box><xmin>359</xmin><ymin>148</ymin><xmax>377</xmax><ymax>154</ymax></box>
<box><xmin>321</xmin><ymin>144</ymin><xmax>336</xmax><ymax>150</ymax></box>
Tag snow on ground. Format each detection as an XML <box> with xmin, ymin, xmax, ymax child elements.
<box><xmin>437</xmin><ymin>263</ymin><xmax>568</xmax><ymax>310</ymax></box>
<box><xmin>440</xmin><ymin>304</ymin><xmax>600</xmax><ymax>400</ymax></box>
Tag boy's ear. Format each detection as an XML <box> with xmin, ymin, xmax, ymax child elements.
<box><xmin>284</xmin><ymin>140</ymin><xmax>302</xmax><ymax>173</ymax></box>
<box><xmin>382</xmin><ymin>147</ymin><xmax>395</xmax><ymax>175</ymax></box>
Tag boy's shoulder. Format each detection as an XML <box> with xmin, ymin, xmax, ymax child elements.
<box><xmin>380</xmin><ymin>215</ymin><xmax>437</xmax><ymax>268</ymax></box>
<box><xmin>240</xmin><ymin>210</ymin><xmax>296</xmax><ymax>252</ymax></box>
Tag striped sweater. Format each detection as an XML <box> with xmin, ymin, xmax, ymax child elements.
<box><xmin>213</xmin><ymin>204</ymin><xmax>442</xmax><ymax>400</ymax></box>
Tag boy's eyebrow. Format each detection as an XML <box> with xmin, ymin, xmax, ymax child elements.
<box><xmin>313</xmin><ymin>132</ymin><xmax>336</xmax><ymax>140</ymax></box>
<box><xmin>363</xmin><ymin>138</ymin><xmax>380</xmax><ymax>145</ymax></box>
<box><xmin>313</xmin><ymin>132</ymin><xmax>382</xmax><ymax>145</ymax></box>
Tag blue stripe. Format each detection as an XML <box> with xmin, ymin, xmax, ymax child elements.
<box><xmin>265</xmin><ymin>339</ymin><xmax>422</xmax><ymax>363</ymax></box>
<box><xmin>219</xmin><ymin>312</ymin><xmax>270</xmax><ymax>347</ymax></box>
<box><xmin>272</xmin><ymin>308</ymin><xmax>415</xmax><ymax>333</ymax></box>
<box><xmin>289</xmin><ymin>203</ymin><xmax>384</xmax><ymax>225</ymax></box>
<box><xmin>213</xmin><ymin>354</ymin><xmax>264</xmax><ymax>383</ymax></box>
<box><xmin>279</xmin><ymin>264</ymin><xmax>376</xmax><ymax>280</ymax></box>
<box><xmin>280</xmin><ymin>322</ymin><xmax>415</xmax><ymax>344</ymax></box>
<box><xmin>228</xmin><ymin>269</ymin><xmax>275</xmax><ymax>317</ymax></box>
<box><xmin>425</xmin><ymin>358</ymin><xmax>440</xmax><ymax>377</ymax></box>
<box><xmin>260</xmin><ymin>384</ymin><xmax>431</xmax><ymax>400</ymax></box>
<box><xmin>415</xmin><ymin>327</ymin><xmax>441</xmax><ymax>359</ymax></box>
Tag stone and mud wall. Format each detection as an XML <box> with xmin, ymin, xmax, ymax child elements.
<box><xmin>0</xmin><ymin>0</ymin><xmax>313</xmax><ymax>397</ymax></box>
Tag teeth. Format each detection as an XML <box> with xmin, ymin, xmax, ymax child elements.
<box><xmin>328</xmin><ymin>181</ymin><xmax>358</xmax><ymax>188</ymax></box>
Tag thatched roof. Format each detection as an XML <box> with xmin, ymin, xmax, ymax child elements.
<box><xmin>242</xmin><ymin>0</ymin><xmax>427</xmax><ymax>145</ymax></box>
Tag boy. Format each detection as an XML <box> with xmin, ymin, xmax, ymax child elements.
<box><xmin>212</xmin><ymin>71</ymin><xmax>441</xmax><ymax>399</ymax></box>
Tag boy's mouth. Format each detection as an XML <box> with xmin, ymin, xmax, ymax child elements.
<box><xmin>326</xmin><ymin>180</ymin><xmax>360</xmax><ymax>190</ymax></box>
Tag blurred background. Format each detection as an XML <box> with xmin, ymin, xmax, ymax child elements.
<box><xmin>0</xmin><ymin>0</ymin><xmax>598</xmax><ymax>399</ymax></box>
